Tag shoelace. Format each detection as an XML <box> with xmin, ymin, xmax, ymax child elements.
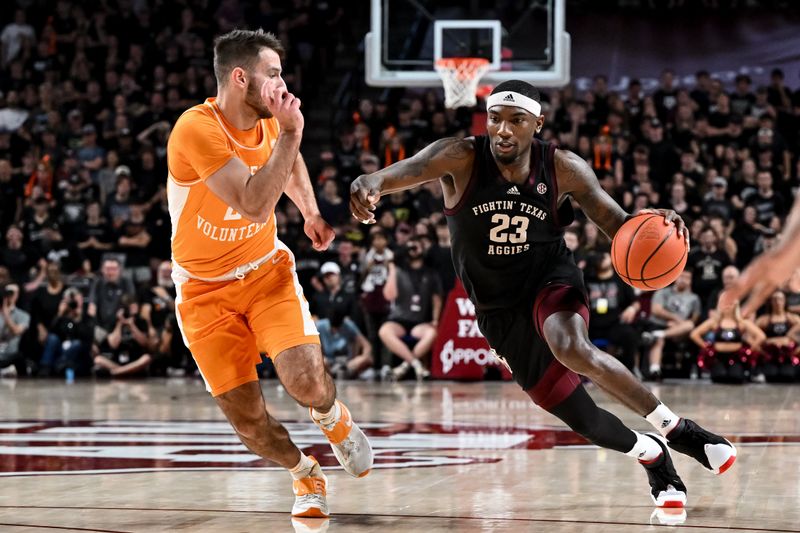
<box><xmin>296</xmin><ymin>493</ymin><xmax>326</xmax><ymax>508</ymax></box>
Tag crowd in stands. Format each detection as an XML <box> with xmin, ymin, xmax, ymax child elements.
<box><xmin>1</xmin><ymin>1</ymin><xmax>799</xmax><ymax>383</ymax></box>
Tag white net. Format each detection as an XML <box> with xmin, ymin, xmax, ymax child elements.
<box><xmin>435</xmin><ymin>58</ymin><xmax>491</xmax><ymax>109</ymax></box>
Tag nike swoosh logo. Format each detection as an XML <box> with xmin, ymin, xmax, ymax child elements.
<box><xmin>344</xmin><ymin>418</ymin><xmax>352</xmax><ymax>428</ymax></box>
<box><xmin>272</xmin><ymin>256</ymin><xmax>282</xmax><ymax>265</ymax></box>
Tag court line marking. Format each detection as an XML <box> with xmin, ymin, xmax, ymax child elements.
<box><xmin>1</xmin><ymin>505</ymin><xmax>798</xmax><ymax>532</ymax></box>
<box><xmin>0</xmin><ymin>523</ymin><xmax>129</xmax><ymax>533</ymax></box>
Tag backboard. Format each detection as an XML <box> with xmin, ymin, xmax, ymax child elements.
<box><xmin>365</xmin><ymin>0</ymin><xmax>570</xmax><ymax>88</ymax></box>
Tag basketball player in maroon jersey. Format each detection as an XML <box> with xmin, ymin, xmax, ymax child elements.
<box><xmin>351</xmin><ymin>80</ymin><xmax>737</xmax><ymax>508</ymax></box>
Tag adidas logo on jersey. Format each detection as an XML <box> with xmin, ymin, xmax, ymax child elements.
<box><xmin>507</xmin><ymin>186</ymin><xmax>520</xmax><ymax>195</ymax></box>
<box><xmin>503</xmin><ymin>93</ymin><xmax>515</xmax><ymax>102</ymax></box>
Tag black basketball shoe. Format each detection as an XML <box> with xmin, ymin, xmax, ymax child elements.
<box><xmin>640</xmin><ymin>434</ymin><xmax>687</xmax><ymax>508</ymax></box>
<box><xmin>666</xmin><ymin>418</ymin><xmax>737</xmax><ymax>475</ymax></box>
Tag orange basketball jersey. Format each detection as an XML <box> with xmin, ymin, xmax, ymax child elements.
<box><xmin>167</xmin><ymin>97</ymin><xmax>281</xmax><ymax>280</ymax></box>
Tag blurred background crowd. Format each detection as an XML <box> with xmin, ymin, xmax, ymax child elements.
<box><xmin>1</xmin><ymin>0</ymin><xmax>799</xmax><ymax>384</ymax></box>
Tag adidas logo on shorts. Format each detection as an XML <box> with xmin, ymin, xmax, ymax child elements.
<box><xmin>503</xmin><ymin>93</ymin><xmax>515</xmax><ymax>102</ymax></box>
<box><xmin>507</xmin><ymin>186</ymin><xmax>520</xmax><ymax>195</ymax></box>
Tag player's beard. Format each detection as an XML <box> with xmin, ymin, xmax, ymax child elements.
<box><xmin>491</xmin><ymin>144</ymin><xmax>519</xmax><ymax>165</ymax></box>
<box><xmin>245</xmin><ymin>80</ymin><xmax>273</xmax><ymax>119</ymax></box>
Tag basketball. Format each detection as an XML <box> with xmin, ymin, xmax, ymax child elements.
<box><xmin>611</xmin><ymin>214</ymin><xmax>688</xmax><ymax>290</ymax></box>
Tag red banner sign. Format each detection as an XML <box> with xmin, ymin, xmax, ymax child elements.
<box><xmin>431</xmin><ymin>281</ymin><xmax>513</xmax><ymax>381</ymax></box>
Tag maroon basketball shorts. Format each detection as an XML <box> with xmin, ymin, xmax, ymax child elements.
<box><xmin>477</xmin><ymin>281</ymin><xmax>590</xmax><ymax>410</ymax></box>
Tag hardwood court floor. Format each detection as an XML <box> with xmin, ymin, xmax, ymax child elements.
<box><xmin>0</xmin><ymin>377</ymin><xmax>798</xmax><ymax>532</ymax></box>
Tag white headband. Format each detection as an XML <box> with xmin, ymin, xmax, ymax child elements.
<box><xmin>486</xmin><ymin>91</ymin><xmax>542</xmax><ymax>116</ymax></box>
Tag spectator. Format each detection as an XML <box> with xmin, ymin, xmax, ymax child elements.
<box><xmin>785</xmin><ymin>269</ymin><xmax>800</xmax><ymax>315</ymax></box>
<box><xmin>317</xmin><ymin>178</ymin><xmax>349</xmax><ymax>227</ymax></box>
<box><xmin>38</xmin><ymin>287</ymin><xmax>95</xmax><ymax>377</ymax></box>
<box><xmin>729</xmin><ymin>74</ymin><xmax>755</xmax><ymax>116</ymax></box>
<box><xmin>702</xmin><ymin>176</ymin><xmax>734</xmax><ymax>220</ymax></box>
<box><xmin>646</xmin><ymin>271</ymin><xmax>701</xmax><ymax>380</ymax></box>
<box><xmin>105</xmin><ymin>170</ymin><xmax>133</xmax><ymax>229</ymax></box>
<box><xmin>585</xmin><ymin>251</ymin><xmax>640</xmax><ymax>371</ymax></box>
<box><xmin>76</xmin><ymin>124</ymin><xmax>105</xmax><ymax>181</ymax></box>
<box><xmin>732</xmin><ymin>205</ymin><xmax>767</xmax><ymax>269</ymax></box>
<box><xmin>686</xmin><ymin>226</ymin><xmax>730</xmax><ymax>310</ymax></box>
<box><xmin>20</xmin><ymin>196</ymin><xmax>62</xmax><ymax>255</ymax></box>
<box><xmin>316</xmin><ymin>308</ymin><xmax>373</xmax><ymax>380</ymax></box>
<box><xmin>379</xmin><ymin>237</ymin><xmax>443</xmax><ymax>381</ymax></box>
<box><xmin>707</xmin><ymin>265</ymin><xmax>740</xmax><ymax>316</ymax></box>
<box><xmin>755</xmin><ymin>291</ymin><xmax>800</xmax><ymax>382</ymax></box>
<box><xmin>0</xmin><ymin>283</ymin><xmax>30</xmax><ymax>377</ymax></box>
<box><xmin>0</xmin><ymin>225</ymin><xmax>37</xmax><ymax>284</ymax></box>
<box><xmin>360</xmin><ymin>227</ymin><xmax>393</xmax><ymax>361</ymax></box>
<box><xmin>77</xmin><ymin>200</ymin><xmax>114</xmax><ymax>271</ymax></box>
<box><xmin>689</xmin><ymin>300</ymin><xmax>763</xmax><ymax>383</ymax></box>
<box><xmin>26</xmin><ymin>260</ymin><xmax>65</xmax><ymax>363</ymax></box>
<box><xmin>88</xmin><ymin>257</ymin><xmax>135</xmax><ymax>332</ymax></box>
<box><xmin>0</xmin><ymin>158</ymin><xmax>23</xmax><ymax>231</ymax></box>
<box><xmin>334</xmin><ymin>240</ymin><xmax>361</xmax><ymax>297</ymax></box>
<box><xmin>116</xmin><ymin>203</ymin><xmax>152</xmax><ymax>285</ymax></box>
<box><xmin>310</xmin><ymin>262</ymin><xmax>356</xmax><ymax>320</ymax></box>
<box><xmin>746</xmin><ymin>170</ymin><xmax>785</xmax><ymax>226</ymax></box>
<box><xmin>94</xmin><ymin>295</ymin><xmax>154</xmax><ymax>378</ymax></box>
<box><xmin>0</xmin><ymin>9</ymin><xmax>36</xmax><ymax>68</ymax></box>
<box><xmin>429</xmin><ymin>219</ymin><xmax>456</xmax><ymax>294</ymax></box>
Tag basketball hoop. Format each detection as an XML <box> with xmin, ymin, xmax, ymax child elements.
<box><xmin>435</xmin><ymin>58</ymin><xmax>491</xmax><ymax>109</ymax></box>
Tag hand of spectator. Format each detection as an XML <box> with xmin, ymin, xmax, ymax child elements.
<box><xmin>304</xmin><ymin>214</ymin><xmax>335</xmax><ymax>251</ymax></box>
<box><xmin>152</xmin><ymin>286</ymin><xmax>172</xmax><ymax>302</ymax></box>
<box><xmin>262</xmin><ymin>80</ymin><xmax>303</xmax><ymax>132</ymax></box>
<box><xmin>620</xmin><ymin>306</ymin><xmax>637</xmax><ymax>324</ymax></box>
<box><xmin>637</xmin><ymin>208</ymin><xmax>690</xmax><ymax>252</ymax></box>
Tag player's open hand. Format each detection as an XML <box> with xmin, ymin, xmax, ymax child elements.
<box><xmin>350</xmin><ymin>175</ymin><xmax>381</xmax><ymax>224</ymax></box>
<box><xmin>304</xmin><ymin>214</ymin><xmax>335</xmax><ymax>251</ymax></box>
<box><xmin>262</xmin><ymin>79</ymin><xmax>303</xmax><ymax>132</ymax></box>
<box><xmin>638</xmin><ymin>208</ymin><xmax>690</xmax><ymax>252</ymax></box>
<box><xmin>720</xmin><ymin>243</ymin><xmax>797</xmax><ymax>316</ymax></box>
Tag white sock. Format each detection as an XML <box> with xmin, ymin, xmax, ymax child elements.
<box><xmin>411</xmin><ymin>359</ymin><xmax>423</xmax><ymax>370</ymax></box>
<box><xmin>289</xmin><ymin>453</ymin><xmax>316</xmax><ymax>480</ymax></box>
<box><xmin>646</xmin><ymin>403</ymin><xmax>680</xmax><ymax>437</ymax></box>
<box><xmin>311</xmin><ymin>401</ymin><xmax>340</xmax><ymax>427</ymax></box>
<box><xmin>625</xmin><ymin>432</ymin><xmax>663</xmax><ymax>463</ymax></box>
<box><xmin>649</xmin><ymin>364</ymin><xmax>661</xmax><ymax>374</ymax></box>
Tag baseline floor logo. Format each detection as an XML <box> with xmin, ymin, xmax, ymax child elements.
<box><xmin>0</xmin><ymin>420</ymin><xmax>589</xmax><ymax>477</ymax></box>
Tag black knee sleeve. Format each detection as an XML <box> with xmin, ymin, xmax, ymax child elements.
<box><xmin>546</xmin><ymin>385</ymin><xmax>637</xmax><ymax>454</ymax></box>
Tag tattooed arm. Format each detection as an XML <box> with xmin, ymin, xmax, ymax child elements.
<box><xmin>554</xmin><ymin>149</ymin><xmax>689</xmax><ymax>242</ymax></box>
<box><xmin>350</xmin><ymin>137</ymin><xmax>474</xmax><ymax>223</ymax></box>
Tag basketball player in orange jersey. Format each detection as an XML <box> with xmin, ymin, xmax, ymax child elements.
<box><xmin>351</xmin><ymin>81</ymin><xmax>736</xmax><ymax>509</ymax></box>
<box><xmin>722</xmin><ymin>192</ymin><xmax>800</xmax><ymax>315</ymax></box>
<box><xmin>167</xmin><ymin>29</ymin><xmax>372</xmax><ymax>518</ymax></box>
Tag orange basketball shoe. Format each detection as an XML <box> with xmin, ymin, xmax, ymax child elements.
<box><xmin>311</xmin><ymin>400</ymin><xmax>373</xmax><ymax>478</ymax></box>
<box><xmin>292</xmin><ymin>457</ymin><xmax>329</xmax><ymax>518</ymax></box>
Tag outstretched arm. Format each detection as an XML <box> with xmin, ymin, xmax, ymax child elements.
<box><xmin>350</xmin><ymin>137</ymin><xmax>473</xmax><ymax>224</ymax></box>
<box><xmin>722</xmin><ymin>193</ymin><xmax>800</xmax><ymax>315</ymax></box>
<box><xmin>554</xmin><ymin>149</ymin><xmax>689</xmax><ymax>244</ymax></box>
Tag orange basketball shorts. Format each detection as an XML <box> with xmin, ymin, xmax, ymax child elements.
<box><xmin>174</xmin><ymin>249</ymin><xmax>319</xmax><ymax>396</ymax></box>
